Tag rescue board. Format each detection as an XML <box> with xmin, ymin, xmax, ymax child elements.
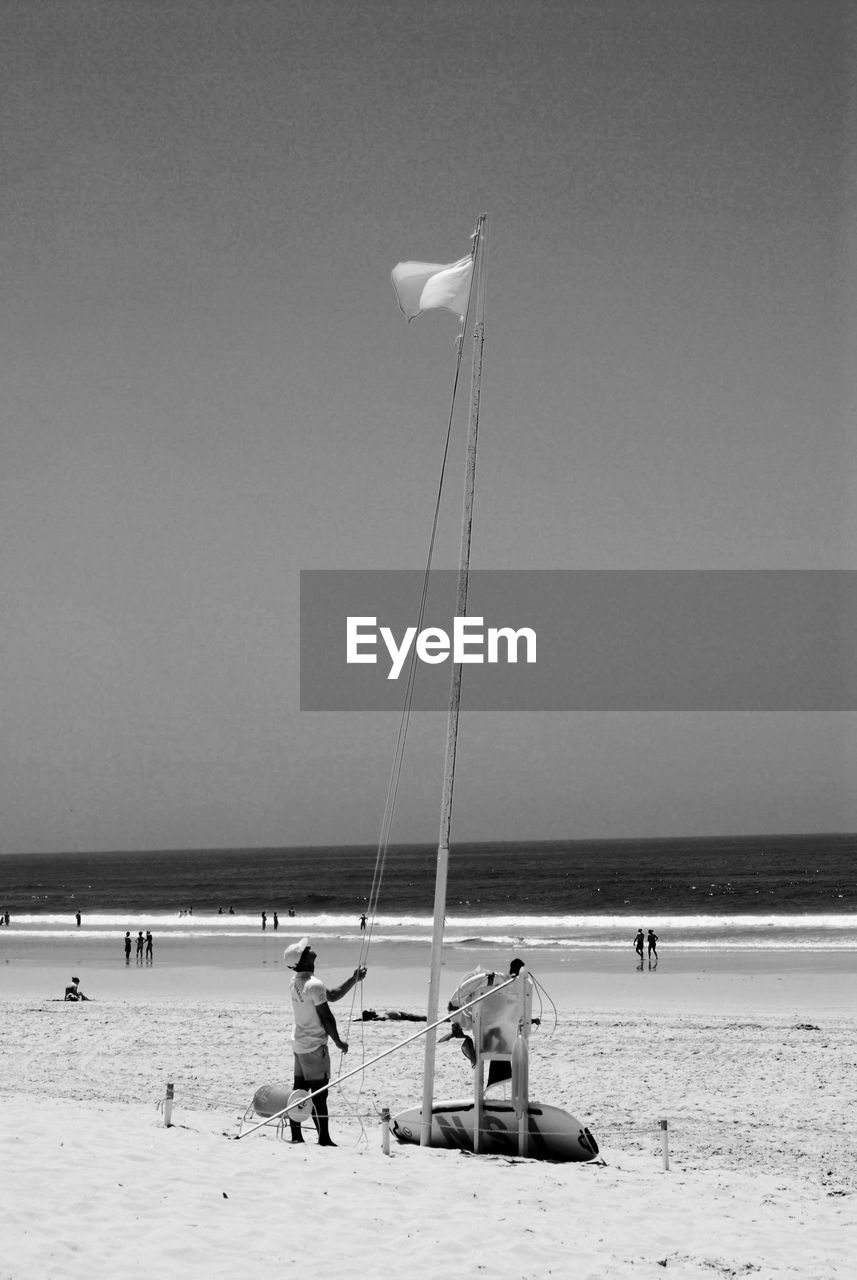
<box><xmin>392</xmin><ymin>1098</ymin><xmax>599</xmax><ymax>1162</ymax></box>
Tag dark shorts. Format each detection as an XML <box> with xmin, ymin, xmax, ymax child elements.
<box><xmin>294</xmin><ymin>1044</ymin><xmax>330</xmax><ymax>1083</ymax></box>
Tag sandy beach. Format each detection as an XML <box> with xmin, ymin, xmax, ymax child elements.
<box><xmin>1</xmin><ymin>943</ymin><xmax>855</xmax><ymax>1279</ymax></box>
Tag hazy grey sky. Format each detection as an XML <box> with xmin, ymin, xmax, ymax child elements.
<box><xmin>2</xmin><ymin>0</ymin><xmax>854</xmax><ymax>853</ymax></box>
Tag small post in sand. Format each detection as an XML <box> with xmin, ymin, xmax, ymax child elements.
<box><xmin>164</xmin><ymin>1082</ymin><xmax>174</xmax><ymax>1128</ymax></box>
<box><xmin>381</xmin><ymin>1106</ymin><xmax>391</xmax><ymax>1156</ymax></box>
<box><xmin>659</xmin><ymin>1117</ymin><xmax>669</xmax><ymax>1170</ymax></box>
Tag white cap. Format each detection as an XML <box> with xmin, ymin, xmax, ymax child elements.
<box><xmin>283</xmin><ymin>936</ymin><xmax>311</xmax><ymax>969</ymax></box>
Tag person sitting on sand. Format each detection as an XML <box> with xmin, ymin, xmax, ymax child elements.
<box><xmin>283</xmin><ymin>936</ymin><xmax>367</xmax><ymax>1146</ymax></box>
<box><xmin>64</xmin><ymin>977</ymin><xmax>90</xmax><ymax>1001</ymax></box>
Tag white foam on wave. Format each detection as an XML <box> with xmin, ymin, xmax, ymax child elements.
<box><xmin>10</xmin><ymin>910</ymin><xmax>857</xmax><ymax>930</ymax></box>
<box><xmin>6</xmin><ymin>927</ymin><xmax>857</xmax><ymax>951</ymax></box>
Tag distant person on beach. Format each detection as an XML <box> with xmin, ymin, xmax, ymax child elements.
<box><xmin>359</xmin><ymin>913</ymin><xmax>367</xmax><ymax>932</ymax></box>
<box><xmin>288</xmin><ymin>907</ymin><xmax>295</xmax><ymax>917</ymax></box>
<box><xmin>634</xmin><ymin>929</ymin><xmax>645</xmax><ymax>965</ymax></box>
<box><xmin>218</xmin><ymin>906</ymin><xmax>223</xmax><ymax>914</ymax></box>
<box><xmin>75</xmin><ymin>911</ymin><xmax>81</xmax><ymax>927</ymax></box>
<box><xmin>647</xmin><ymin>930</ymin><xmax>658</xmax><ymax>964</ymax></box>
<box><xmin>261</xmin><ymin>911</ymin><xmax>267</xmax><ymax>931</ymax></box>
<box><xmin>136</xmin><ymin>931</ymin><xmax>145</xmax><ymax>963</ymax></box>
<box><xmin>283</xmin><ymin>936</ymin><xmax>367</xmax><ymax>1146</ymax></box>
<box><xmin>145</xmin><ymin>931</ymin><xmax>154</xmax><ymax>963</ymax></box>
<box><xmin>228</xmin><ymin>906</ymin><xmax>235</xmax><ymax>914</ymax></box>
<box><xmin>4</xmin><ymin>911</ymin><xmax>9</xmax><ymax>926</ymax></box>
<box><xmin>64</xmin><ymin>976</ymin><xmax>90</xmax><ymax>1001</ymax></box>
<box><xmin>124</xmin><ymin>931</ymin><xmax>132</xmax><ymax>964</ymax></box>
<box><xmin>273</xmin><ymin>911</ymin><xmax>279</xmax><ymax>930</ymax></box>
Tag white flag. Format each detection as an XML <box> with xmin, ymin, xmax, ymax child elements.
<box><xmin>390</xmin><ymin>255</ymin><xmax>474</xmax><ymax>321</ymax></box>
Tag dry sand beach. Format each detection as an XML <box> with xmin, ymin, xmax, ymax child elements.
<box><xmin>1</xmin><ymin>947</ymin><xmax>856</xmax><ymax>1279</ymax></box>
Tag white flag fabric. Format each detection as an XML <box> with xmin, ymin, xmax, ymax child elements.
<box><xmin>390</xmin><ymin>255</ymin><xmax>474</xmax><ymax>321</ymax></box>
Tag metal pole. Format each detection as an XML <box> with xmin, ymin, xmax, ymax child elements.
<box><xmin>473</xmin><ymin>1008</ymin><xmax>484</xmax><ymax>1155</ymax></box>
<box><xmin>420</xmin><ymin>213</ymin><xmax>489</xmax><ymax>1147</ymax></box>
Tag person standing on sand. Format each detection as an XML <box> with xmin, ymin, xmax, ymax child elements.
<box><xmin>145</xmin><ymin>931</ymin><xmax>153</xmax><ymax>963</ymax></box>
<box><xmin>75</xmin><ymin>911</ymin><xmax>81</xmax><ymax>927</ymax></box>
<box><xmin>633</xmin><ymin>929</ymin><xmax>644</xmax><ymax>966</ymax></box>
<box><xmin>273</xmin><ymin>911</ymin><xmax>279</xmax><ymax>930</ymax></box>
<box><xmin>359</xmin><ymin>913</ymin><xmax>367</xmax><ymax>932</ymax></box>
<box><xmin>647</xmin><ymin>930</ymin><xmax>658</xmax><ymax>965</ymax></box>
<box><xmin>261</xmin><ymin>910</ymin><xmax>267</xmax><ymax>931</ymax></box>
<box><xmin>136</xmin><ymin>931</ymin><xmax>145</xmax><ymax>964</ymax></box>
<box><xmin>283</xmin><ymin>937</ymin><xmax>367</xmax><ymax>1147</ymax></box>
<box><xmin>124</xmin><ymin>931</ymin><xmax>132</xmax><ymax>964</ymax></box>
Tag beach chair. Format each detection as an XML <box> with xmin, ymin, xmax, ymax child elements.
<box><xmin>470</xmin><ymin>972</ymin><xmax>533</xmax><ymax>1153</ymax></box>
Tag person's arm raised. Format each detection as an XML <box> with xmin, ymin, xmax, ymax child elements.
<box><xmin>326</xmin><ymin>965</ymin><xmax>367</xmax><ymax>1003</ymax></box>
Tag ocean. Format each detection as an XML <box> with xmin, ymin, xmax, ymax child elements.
<box><xmin>1</xmin><ymin>834</ymin><xmax>855</xmax><ymax>955</ymax></box>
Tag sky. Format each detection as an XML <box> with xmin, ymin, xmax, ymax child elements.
<box><xmin>2</xmin><ymin>0</ymin><xmax>854</xmax><ymax>854</ymax></box>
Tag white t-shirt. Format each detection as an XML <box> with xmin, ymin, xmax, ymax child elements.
<box><xmin>289</xmin><ymin>972</ymin><xmax>329</xmax><ymax>1053</ymax></box>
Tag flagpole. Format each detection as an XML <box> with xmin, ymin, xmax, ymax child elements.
<box><xmin>420</xmin><ymin>212</ymin><xmax>489</xmax><ymax>1146</ymax></box>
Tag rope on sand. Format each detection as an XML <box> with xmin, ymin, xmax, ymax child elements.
<box><xmin>155</xmin><ymin>1078</ymin><xmax>677</xmax><ymax>1172</ymax></box>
